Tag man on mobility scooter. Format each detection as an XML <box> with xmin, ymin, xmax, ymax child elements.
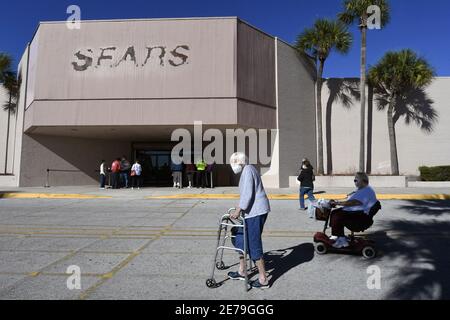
<box><xmin>313</xmin><ymin>172</ymin><xmax>382</xmax><ymax>259</ymax></box>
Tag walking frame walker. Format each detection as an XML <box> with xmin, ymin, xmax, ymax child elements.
<box><xmin>206</xmin><ymin>208</ymin><xmax>254</xmax><ymax>291</ymax></box>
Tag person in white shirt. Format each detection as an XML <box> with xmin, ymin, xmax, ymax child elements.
<box><xmin>329</xmin><ymin>172</ymin><xmax>378</xmax><ymax>249</ymax></box>
<box><xmin>99</xmin><ymin>160</ymin><xmax>107</xmax><ymax>189</ymax></box>
<box><xmin>131</xmin><ymin>160</ymin><xmax>143</xmax><ymax>190</ymax></box>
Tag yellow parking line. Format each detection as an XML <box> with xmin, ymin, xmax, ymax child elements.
<box><xmin>146</xmin><ymin>193</ymin><xmax>450</xmax><ymax>200</ymax></box>
<box><xmin>377</xmin><ymin>194</ymin><xmax>450</xmax><ymax>200</ymax></box>
<box><xmin>146</xmin><ymin>194</ymin><xmax>240</xmax><ymax>200</ymax></box>
<box><xmin>0</xmin><ymin>193</ymin><xmax>112</xmax><ymax>199</ymax></box>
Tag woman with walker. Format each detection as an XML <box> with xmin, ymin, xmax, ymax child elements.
<box><xmin>228</xmin><ymin>152</ymin><xmax>271</xmax><ymax>289</ymax></box>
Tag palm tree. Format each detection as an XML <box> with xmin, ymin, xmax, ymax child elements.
<box><xmin>368</xmin><ymin>49</ymin><xmax>436</xmax><ymax>175</ymax></box>
<box><xmin>295</xmin><ymin>19</ymin><xmax>352</xmax><ymax>175</ymax></box>
<box><xmin>0</xmin><ymin>53</ymin><xmax>12</xmax><ymax>83</ymax></box>
<box><xmin>339</xmin><ymin>0</ymin><xmax>390</xmax><ymax>173</ymax></box>
<box><xmin>1</xmin><ymin>53</ymin><xmax>19</xmax><ymax>175</ymax></box>
<box><xmin>3</xmin><ymin>71</ymin><xmax>19</xmax><ymax>114</ymax></box>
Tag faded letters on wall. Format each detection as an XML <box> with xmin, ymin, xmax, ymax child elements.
<box><xmin>71</xmin><ymin>45</ymin><xmax>190</xmax><ymax>71</ymax></box>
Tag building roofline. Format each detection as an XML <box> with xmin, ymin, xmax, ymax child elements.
<box><xmin>36</xmin><ymin>16</ymin><xmax>283</xmax><ymax>42</ymax></box>
<box><xmin>26</xmin><ymin>16</ymin><xmax>242</xmax><ymax>58</ymax></box>
<box><xmin>236</xmin><ymin>18</ymin><xmax>276</xmax><ymax>40</ymax></box>
<box><xmin>31</xmin><ymin>16</ymin><xmax>300</xmax><ymax>50</ymax></box>
<box><xmin>38</xmin><ymin>16</ymin><xmax>240</xmax><ymax>25</ymax></box>
<box><xmin>22</xmin><ymin>16</ymin><xmax>450</xmax><ymax>80</ymax></box>
<box><xmin>236</xmin><ymin>18</ymin><xmax>306</xmax><ymax>53</ymax></box>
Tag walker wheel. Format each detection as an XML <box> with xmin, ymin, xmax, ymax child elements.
<box><xmin>362</xmin><ymin>246</ymin><xmax>377</xmax><ymax>260</ymax></box>
<box><xmin>314</xmin><ymin>242</ymin><xmax>328</xmax><ymax>255</ymax></box>
<box><xmin>206</xmin><ymin>278</ymin><xmax>217</xmax><ymax>288</ymax></box>
<box><xmin>216</xmin><ymin>261</ymin><xmax>226</xmax><ymax>270</ymax></box>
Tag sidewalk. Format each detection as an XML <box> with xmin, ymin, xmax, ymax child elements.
<box><xmin>1</xmin><ymin>185</ymin><xmax>449</xmax><ymax>200</ymax></box>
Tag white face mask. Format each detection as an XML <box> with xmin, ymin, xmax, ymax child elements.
<box><xmin>302</xmin><ymin>165</ymin><xmax>308</xmax><ymax>170</ymax></box>
<box><xmin>231</xmin><ymin>164</ymin><xmax>243</xmax><ymax>174</ymax></box>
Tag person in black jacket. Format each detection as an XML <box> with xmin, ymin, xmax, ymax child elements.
<box><xmin>297</xmin><ymin>158</ymin><xmax>316</xmax><ymax>211</ymax></box>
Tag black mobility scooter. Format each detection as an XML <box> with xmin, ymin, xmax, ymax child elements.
<box><xmin>313</xmin><ymin>201</ymin><xmax>382</xmax><ymax>259</ymax></box>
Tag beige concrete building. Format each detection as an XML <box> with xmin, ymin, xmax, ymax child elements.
<box><xmin>318</xmin><ymin>77</ymin><xmax>450</xmax><ymax>178</ymax></box>
<box><xmin>0</xmin><ymin>17</ymin><xmax>316</xmax><ymax>188</ymax></box>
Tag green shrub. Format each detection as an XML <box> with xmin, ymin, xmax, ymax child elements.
<box><xmin>419</xmin><ymin>166</ymin><xmax>450</xmax><ymax>181</ymax></box>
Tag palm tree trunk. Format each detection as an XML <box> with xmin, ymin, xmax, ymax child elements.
<box><xmin>325</xmin><ymin>90</ymin><xmax>333</xmax><ymax>175</ymax></box>
<box><xmin>366</xmin><ymin>85</ymin><xmax>374</xmax><ymax>174</ymax></box>
<box><xmin>316</xmin><ymin>59</ymin><xmax>325</xmax><ymax>175</ymax></box>
<box><xmin>359</xmin><ymin>26</ymin><xmax>367</xmax><ymax>173</ymax></box>
<box><xmin>4</xmin><ymin>94</ymin><xmax>11</xmax><ymax>174</ymax></box>
<box><xmin>387</xmin><ymin>98</ymin><xmax>400</xmax><ymax>175</ymax></box>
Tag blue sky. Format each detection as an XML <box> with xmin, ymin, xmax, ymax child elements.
<box><xmin>1</xmin><ymin>0</ymin><xmax>449</xmax><ymax>77</ymax></box>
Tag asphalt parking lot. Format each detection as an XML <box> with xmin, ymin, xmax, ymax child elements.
<box><xmin>0</xmin><ymin>194</ymin><xmax>449</xmax><ymax>300</ymax></box>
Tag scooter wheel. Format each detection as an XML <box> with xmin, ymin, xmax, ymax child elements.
<box><xmin>216</xmin><ymin>261</ymin><xmax>226</xmax><ymax>270</ymax></box>
<box><xmin>314</xmin><ymin>242</ymin><xmax>328</xmax><ymax>255</ymax></box>
<box><xmin>206</xmin><ymin>278</ymin><xmax>217</xmax><ymax>288</ymax></box>
<box><xmin>362</xmin><ymin>246</ymin><xmax>377</xmax><ymax>259</ymax></box>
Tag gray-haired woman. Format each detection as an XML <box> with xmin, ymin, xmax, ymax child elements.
<box><xmin>228</xmin><ymin>152</ymin><xmax>271</xmax><ymax>289</ymax></box>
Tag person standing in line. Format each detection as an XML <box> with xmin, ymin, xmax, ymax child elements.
<box><xmin>185</xmin><ymin>163</ymin><xmax>196</xmax><ymax>188</ymax></box>
<box><xmin>120</xmin><ymin>156</ymin><xmax>131</xmax><ymax>188</ymax></box>
<box><xmin>196</xmin><ymin>158</ymin><xmax>207</xmax><ymax>188</ymax></box>
<box><xmin>171</xmin><ymin>160</ymin><xmax>183</xmax><ymax>188</ymax></box>
<box><xmin>131</xmin><ymin>160</ymin><xmax>143</xmax><ymax>190</ymax></box>
<box><xmin>111</xmin><ymin>158</ymin><xmax>121</xmax><ymax>189</ymax></box>
<box><xmin>206</xmin><ymin>162</ymin><xmax>215</xmax><ymax>188</ymax></box>
<box><xmin>99</xmin><ymin>160</ymin><xmax>107</xmax><ymax>189</ymax></box>
<box><xmin>297</xmin><ymin>158</ymin><xmax>316</xmax><ymax>211</ymax></box>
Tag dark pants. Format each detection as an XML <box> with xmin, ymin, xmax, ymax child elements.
<box><xmin>112</xmin><ymin>172</ymin><xmax>120</xmax><ymax>189</ymax></box>
<box><xmin>120</xmin><ymin>171</ymin><xmax>129</xmax><ymax>188</ymax></box>
<box><xmin>187</xmin><ymin>172</ymin><xmax>195</xmax><ymax>187</ymax></box>
<box><xmin>100</xmin><ymin>174</ymin><xmax>106</xmax><ymax>188</ymax></box>
<box><xmin>206</xmin><ymin>171</ymin><xmax>214</xmax><ymax>188</ymax></box>
<box><xmin>330</xmin><ymin>209</ymin><xmax>373</xmax><ymax>237</ymax></box>
<box><xmin>196</xmin><ymin>170</ymin><xmax>206</xmax><ymax>188</ymax></box>
<box><xmin>131</xmin><ymin>175</ymin><xmax>142</xmax><ymax>188</ymax></box>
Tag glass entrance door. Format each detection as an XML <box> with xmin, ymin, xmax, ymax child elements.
<box><xmin>135</xmin><ymin>150</ymin><xmax>172</xmax><ymax>187</ymax></box>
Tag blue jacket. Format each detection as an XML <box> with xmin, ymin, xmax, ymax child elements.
<box><xmin>171</xmin><ymin>162</ymin><xmax>183</xmax><ymax>172</ymax></box>
<box><xmin>238</xmin><ymin>165</ymin><xmax>270</xmax><ymax>219</ymax></box>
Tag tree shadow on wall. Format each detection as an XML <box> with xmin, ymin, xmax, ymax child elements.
<box><xmin>374</xmin><ymin>87</ymin><xmax>438</xmax><ymax>133</ymax></box>
<box><xmin>325</xmin><ymin>78</ymin><xmax>360</xmax><ymax>175</ymax></box>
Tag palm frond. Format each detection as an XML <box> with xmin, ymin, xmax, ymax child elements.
<box><xmin>339</xmin><ymin>0</ymin><xmax>390</xmax><ymax>28</ymax></box>
<box><xmin>295</xmin><ymin>18</ymin><xmax>353</xmax><ymax>62</ymax></box>
<box><xmin>0</xmin><ymin>53</ymin><xmax>13</xmax><ymax>83</ymax></box>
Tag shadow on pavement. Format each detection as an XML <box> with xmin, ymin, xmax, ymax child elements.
<box><xmin>395</xmin><ymin>200</ymin><xmax>450</xmax><ymax>216</ymax></box>
<box><xmin>369</xmin><ymin>200</ymin><xmax>450</xmax><ymax>299</ymax></box>
<box><xmin>263</xmin><ymin>243</ymin><xmax>315</xmax><ymax>288</ymax></box>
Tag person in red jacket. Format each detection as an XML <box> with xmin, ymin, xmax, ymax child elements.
<box><xmin>111</xmin><ymin>158</ymin><xmax>121</xmax><ymax>189</ymax></box>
